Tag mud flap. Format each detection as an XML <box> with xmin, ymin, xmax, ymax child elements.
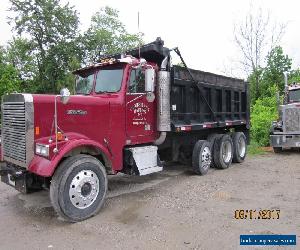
<box><xmin>126</xmin><ymin>146</ymin><xmax>163</xmax><ymax>176</ymax></box>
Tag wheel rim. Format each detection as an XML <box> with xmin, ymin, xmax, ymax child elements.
<box><xmin>238</xmin><ymin>137</ymin><xmax>246</xmax><ymax>158</ymax></box>
<box><xmin>222</xmin><ymin>141</ymin><xmax>232</xmax><ymax>163</ymax></box>
<box><xmin>69</xmin><ymin>170</ymin><xmax>100</xmax><ymax>209</ymax></box>
<box><xmin>201</xmin><ymin>146</ymin><xmax>211</xmax><ymax>170</ymax></box>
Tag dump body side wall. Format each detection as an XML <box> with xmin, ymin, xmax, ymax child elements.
<box><xmin>170</xmin><ymin>66</ymin><xmax>250</xmax><ymax>130</ymax></box>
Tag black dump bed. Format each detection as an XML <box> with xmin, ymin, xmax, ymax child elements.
<box><xmin>170</xmin><ymin>66</ymin><xmax>250</xmax><ymax>131</ymax></box>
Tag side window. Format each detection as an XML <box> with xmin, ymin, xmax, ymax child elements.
<box><xmin>128</xmin><ymin>68</ymin><xmax>145</xmax><ymax>93</ymax></box>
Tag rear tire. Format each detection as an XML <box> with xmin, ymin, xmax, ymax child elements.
<box><xmin>192</xmin><ymin>140</ymin><xmax>212</xmax><ymax>175</ymax></box>
<box><xmin>207</xmin><ymin>133</ymin><xmax>220</xmax><ymax>168</ymax></box>
<box><xmin>273</xmin><ymin>147</ymin><xmax>282</xmax><ymax>153</ymax></box>
<box><xmin>213</xmin><ymin>134</ymin><xmax>233</xmax><ymax>169</ymax></box>
<box><xmin>50</xmin><ymin>154</ymin><xmax>108</xmax><ymax>222</ymax></box>
<box><xmin>232</xmin><ymin>132</ymin><xmax>247</xmax><ymax>163</ymax></box>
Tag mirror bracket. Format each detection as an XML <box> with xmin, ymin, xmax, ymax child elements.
<box><xmin>60</xmin><ymin>88</ymin><xmax>71</xmax><ymax>104</ymax></box>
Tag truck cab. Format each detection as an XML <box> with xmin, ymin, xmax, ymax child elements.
<box><xmin>270</xmin><ymin>82</ymin><xmax>300</xmax><ymax>152</ymax></box>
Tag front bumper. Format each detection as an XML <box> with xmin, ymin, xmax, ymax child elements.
<box><xmin>0</xmin><ymin>162</ymin><xmax>30</xmax><ymax>193</ymax></box>
<box><xmin>270</xmin><ymin>134</ymin><xmax>300</xmax><ymax>148</ymax></box>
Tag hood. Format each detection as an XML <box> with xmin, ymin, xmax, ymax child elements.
<box><xmin>33</xmin><ymin>94</ymin><xmax>111</xmax><ymax>141</ymax></box>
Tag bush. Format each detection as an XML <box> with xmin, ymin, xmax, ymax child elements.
<box><xmin>250</xmin><ymin>86</ymin><xmax>278</xmax><ymax>146</ymax></box>
<box><xmin>248</xmin><ymin>141</ymin><xmax>265</xmax><ymax>155</ymax></box>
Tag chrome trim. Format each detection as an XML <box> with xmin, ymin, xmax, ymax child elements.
<box><xmin>2</xmin><ymin>93</ymin><xmax>34</xmax><ymax>168</ymax></box>
<box><xmin>126</xmin><ymin>93</ymin><xmax>145</xmax><ymax>95</ymax></box>
<box><xmin>284</xmin><ymin>72</ymin><xmax>288</xmax><ymax>88</ymax></box>
<box><xmin>282</xmin><ymin>104</ymin><xmax>300</xmax><ymax>134</ymax></box>
<box><xmin>161</xmin><ymin>56</ymin><xmax>169</xmax><ymax>71</ymax></box>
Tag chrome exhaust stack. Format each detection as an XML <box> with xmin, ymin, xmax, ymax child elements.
<box><xmin>154</xmin><ymin>56</ymin><xmax>171</xmax><ymax>145</ymax></box>
<box><xmin>284</xmin><ymin>71</ymin><xmax>288</xmax><ymax>88</ymax></box>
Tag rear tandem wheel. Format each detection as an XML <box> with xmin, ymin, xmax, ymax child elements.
<box><xmin>192</xmin><ymin>140</ymin><xmax>212</xmax><ymax>175</ymax></box>
<box><xmin>213</xmin><ymin>134</ymin><xmax>233</xmax><ymax>169</ymax></box>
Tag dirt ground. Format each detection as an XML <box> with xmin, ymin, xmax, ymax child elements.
<box><xmin>0</xmin><ymin>151</ymin><xmax>299</xmax><ymax>250</ymax></box>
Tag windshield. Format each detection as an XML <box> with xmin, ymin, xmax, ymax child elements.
<box><xmin>95</xmin><ymin>67</ymin><xmax>123</xmax><ymax>93</ymax></box>
<box><xmin>289</xmin><ymin>89</ymin><xmax>300</xmax><ymax>102</ymax></box>
<box><xmin>75</xmin><ymin>73</ymin><xmax>94</xmax><ymax>94</ymax></box>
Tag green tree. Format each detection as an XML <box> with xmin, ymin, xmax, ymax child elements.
<box><xmin>248</xmin><ymin>67</ymin><xmax>263</xmax><ymax>103</ymax></box>
<box><xmin>9</xmin><ymin>0</ymin><xmax>81</xmax><ymax>93</ymax></box>
<box><xmin>289</xmin><ymin>69</ymin><xmax>300</xmax><ymax>84</ymax></box>
<box><xmin>83</xmin><ymin>6</ymin><xmax>142</xmax><ymax>63</ymax></box>
<box><xmin>0</xmin><ymin>47</ymin><xmax>22</xmax><ymax>98</ymax></box>
<box><xmin>4</xmin><ymin>38</ymin><xmax>39</xmax><ymax>92</ymax></box>
<box><xmin>263</xmin><ymin>46</ymin><xmax>292</xmax><ymax>93</ymax></box>
<box><xmin>248</xmin><ymin>46</ymin><xmax>292</xmax><ymax>104</ymax></box>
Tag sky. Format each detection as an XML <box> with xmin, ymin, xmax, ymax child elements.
<box><xmin>0</xmin><ymin>0</ymin><xmax>300</xmax><ymax>79</ymax></box>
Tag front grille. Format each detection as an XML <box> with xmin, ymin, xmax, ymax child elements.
<box><xmin>284</xmin><ymin>107</ymin><xmax>300</xmax><ymax>132</ymax></box>
<box><xmin>2</xmin><ymin>102</ymin><xmax>27</xmax><ymax>163</ymax></box>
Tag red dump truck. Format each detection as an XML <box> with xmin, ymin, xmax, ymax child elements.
<box><xmin>0</xmin><ymin>38</ymin><xmax>250</xmax><ymax>221</ymax></box>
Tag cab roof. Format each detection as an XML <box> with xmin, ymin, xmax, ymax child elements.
<box><xmin>288</xmin><ymin>83</ymin><xmax>300</xmax><ymax>91</ymax></box>
<box><xmin>73</xmin><ymin>37</ymin><xmax>170</xmax><ymax>75</ymax></box>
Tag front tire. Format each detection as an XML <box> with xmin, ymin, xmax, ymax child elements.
<box><xmin>50</xmin><ymin>154</ymin><xmax>108</xmax><ymax>222</ymax></box>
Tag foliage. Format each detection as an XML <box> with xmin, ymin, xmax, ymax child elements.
<box><xmin>250</xmin><ymin>85</ymin><xmax>278</xmax><ymax>146</ymax></box>
<box><xmin>0</xmin><ymin>47</ymin><xmax>22</xmax><ymax>97</ymax></box>
<box><xmin>4</xmin><ymin>2</ymin><xmax>142</xmax><ymax>95</ymax></box>
<box><xmin>288</xmin><ymin>69</ymin><xmax>300</xmax><ymax>84</ymax></box>
<box><xmin>263</xmin><ymin>46</ymin><xmax>292</xmax><ymax>93</ymax></box>
<box><xmin>9</xmin><ymin>0</ymin><xmax>81</xmax><ymax>93</ymax></box>
<box><xmin>5</xmin><ymin>38</ymin><xmax>36</xmax><ymax>80</ymax></box>
<box><xmin>248</xmin><ymin>67</ymin><xmax>263</xmax><ymax>103</ymax></box>
<box><xmin>247</xmin><ymin>141</ymin><xmax>266</xmax><ymax>155</ymax></box>
<box><xmin>248</xmin><ymin>46</ymin><xmax>291</xmax><ymax>104</ymax></box>
<box><xmin>82</xmin><ymin>6</ymin><xmax>141</xmax><ymax>63</ymax></box>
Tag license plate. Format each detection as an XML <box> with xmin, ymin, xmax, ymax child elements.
<box><xmin>296</xmin><ymin>142</ymin><xmax>300</xmax><ymax>147</ymax></box>
<box><xmin>7</xmin><ymin>174</ymin><xmax>15</xmax><ymax>186</ymax></box>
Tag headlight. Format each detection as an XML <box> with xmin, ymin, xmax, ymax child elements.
<box><xmin>276</xmin><ymin>121</ymin><xmax>283</xmax><ymax>127</ymax></box>
<box><xmin>35</xmin><ymin>144</ymin><xmax>49</xmax><ymax>157</ymax></box>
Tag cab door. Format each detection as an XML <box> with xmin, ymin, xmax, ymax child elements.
<box><xmin>125</xmin><ymin>67</ymin><xmax>156</xmax><ymax>141</ymax></box>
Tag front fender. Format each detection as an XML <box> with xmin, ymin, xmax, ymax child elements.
<box><xmin>28</xmin><ymin>139</ymin><xmax>112</xmax><ymax>177</ymax></box>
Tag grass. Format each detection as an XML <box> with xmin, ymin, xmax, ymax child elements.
<box><xmin>247</xmin><ymin>141</ymin><xmax>267</xmax><ymax>156</ymax></box>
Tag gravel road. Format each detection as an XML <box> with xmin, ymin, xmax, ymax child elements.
<box><xmin>0</xmin><ymin>151</ymin><xmax>299</xmax><ymax>250</ymax></box>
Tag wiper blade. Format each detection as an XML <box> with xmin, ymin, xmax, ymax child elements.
<box><xmin>97</xmin><ymin>91</ymin><xmax>116</xmax><ymax>94</ymax></box>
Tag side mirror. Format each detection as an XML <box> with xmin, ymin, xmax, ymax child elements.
<box><xmin>60</xmin><ymin>88</ymin><xmax>71</xmax><ymax>104</ymax></box>
<box><xmin>145</xmin><ymin>68</ymin><xmax>155</xmax><ymax>92</ymax></box>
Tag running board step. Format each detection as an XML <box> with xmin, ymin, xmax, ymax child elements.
<box><xmin>126</xmin><ymin>146</ymin><xmax>163</xmax><ymax>176</ymax></box>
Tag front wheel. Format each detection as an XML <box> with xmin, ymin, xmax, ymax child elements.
<box><xmin>50</xmin><ymin>154</ymin><xmax>108</xmax><ymax>222</ymax></box>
